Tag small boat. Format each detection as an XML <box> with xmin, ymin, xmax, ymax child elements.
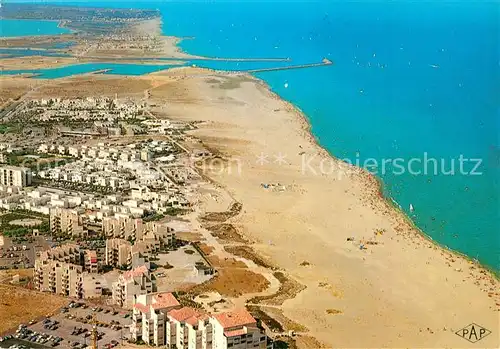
<box><xmin>410</xmin><ymin>204</ymin><xmax>414</xmax><ymax>212</ymax></box>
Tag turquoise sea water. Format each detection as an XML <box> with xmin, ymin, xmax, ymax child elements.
<box><xmin>2</xmin><ymin>63</ymin><xmax>180</xmax><ymax>78</ymax></box>
<box><xmin>0</xmin><ymin>48</ymin><xmax>70</xmax><ymax>58</ymax></box>
<box><xmin>2</xmin><ymin>1</ymin><xmax>499</xmax><ymax>271</ymax></box>
<box><xmin>0</xmin><ymin>18</ymin><xmax>70</xmax><ymax>37</ymax></box>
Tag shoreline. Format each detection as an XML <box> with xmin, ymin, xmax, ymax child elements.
<box><xmin>148</xmin><ymin>15</ymin><xmax>500</xmax><ymax>277</ymax></box>
<box><xmin>148</xmin><ymin>68</ymin><xmax>499</xmax><ymax>346</ymax></box>
<box><xmin>246</xmin><ymin>73</ymin><xmax>500</xmax><ymax>279</ymax></box>
<box><xmin>1</xmin><ymin>10</ymin><xmax>497</xmax><ymax>276</ymax></box>
<box><xmin>1</xmin><ymin>21</ymin><xmax>496</xmax><ymax>274</ymax></box>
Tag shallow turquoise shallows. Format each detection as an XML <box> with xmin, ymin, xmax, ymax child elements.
<box><xmin>2</xmin><ymin>1</ymin><xmax>499</xmax><ymax>272</ymax></box>
<box><xmin>1</xmin><ymin>63</ymin><xmax>182</xmax><ymax>79</ymax></box>
<box><xmin>0</xmin><ymin>19</ymin><xmax>71</xmax><ymax>37</ymax></box>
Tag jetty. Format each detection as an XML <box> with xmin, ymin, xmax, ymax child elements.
<box><xmin>71</xmin><ymin>56</ymin><xmax>292</xmax><ymax>63</ymax></box>
<box><xmin>245</xmin><ymin>58</ymin><xmax>333</xmax><ymax>73</ymax></box>
<box><xmin>90</xmin><ymin>69</ymin><xmax>112</xmax><ymax>75</ymax></box>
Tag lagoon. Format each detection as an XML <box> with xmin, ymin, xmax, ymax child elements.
<box><xmin>0</xmin><ymin>19</ymin><xmax>70</xmax><ymax>37</ymax></box>
<box><xmin>1</xmin><ymin>63</ymin><xmax>181</xmax><ymax>79</ymax></box>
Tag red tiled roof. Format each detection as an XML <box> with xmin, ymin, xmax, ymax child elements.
<box><xmin>185</xmin><ymin>316</ymin><xmax>200</xmax><ymax>326</ymax></box>
<box><xmin>224</xmin><ymin>328</ymin><xmax>247</xmax><ymax>337</ymax></box>
<box><xmin>122</xmin><ymin>265</ymin><xmax>148</xmax><ymax>280</ymax></box>
<box><xmin>186</xmin><ymin>313</ymin><xmax>209</xmax><ymax>326</ymax></box>
<box><xmin>133</xmin><ymin>303</ymin><xmax>150</xmax><ymax>313</ymax></box>
<box><xmin>168</xmin><ymin>307</ymin><xmax>200</xmax><ymax>322</ymax></box>
<box><xmin>151</xmin><ymin>292</ymin><xmax>180</xmax><ymax>310</ymax></box>
<box><xmin>213</xmin><ymin>309</ymin><xmax>256</xmax><ymax>329</ymax></box>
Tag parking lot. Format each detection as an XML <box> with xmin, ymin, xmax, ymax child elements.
<box><xmin>0</xmin><ymin>235</ymin><xmax>51</xmax><ymax>269</ymax></box>
<box><xmin>14</xmin><ymin>302</ymin><xmax>132</xmax><ymax>349</ymax></box>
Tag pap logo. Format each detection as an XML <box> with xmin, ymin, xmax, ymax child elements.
<box><xmin>455</xmin><ymin>323</ymin><xmax>491</xmax><ymax>343</ymax></box>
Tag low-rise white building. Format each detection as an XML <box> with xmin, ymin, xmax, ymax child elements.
<box><xmin>131</xmin><ymin>295</ymin><xmax>272</xmax><ymax>349</ymax></box>
<box><xmin>0</xmin><ymin>166</ymin><xmax>32</xmax><ymax>187</ymax></box>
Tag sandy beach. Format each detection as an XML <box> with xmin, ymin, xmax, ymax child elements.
<box><xmin>147</xmin><ymin>69</ymin><xmax>500</xmax><ymax>348</ymax></box>
<box><xmin>0</xmin><ymin>55</ymin><xmax>187</xmax><ymax>71</ymax></box>
<box><xmin>0</xmin><ymin>56</ymin><xmax>80</xmax><ymax>70</ymax></box>
<box><xmin>1</xmin><ymin>70</ymin><xmax>498</xmax><ymax>348</ymax></box>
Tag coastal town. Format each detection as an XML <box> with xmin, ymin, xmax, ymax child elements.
<box><xmin>0</xmin><ymin>94</ymin><xmax>282</xmax><ymax>349</ymax></box>
<box><xmin>1</xmin><ymin>2</ymin><xmax>500</xmax><ymax>349</ymax></box>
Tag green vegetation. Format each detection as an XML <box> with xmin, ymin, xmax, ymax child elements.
<box><xmin>173</xmin><ymin>291</ymin><xmax>203</xmax><ymax>309</ymax></box>
<box><xmin>163</xmin><ymin>262</ymin><xmax>174</xmax><ymax>269</ymax></box>
<box><xmin>34</xmin><ymin>158</ymin><xmax>75</xmax><ymax>171</ymax></box>
<box><xmin>164</xmin><ymin>207</ymin><xmax>189</xmax><ymax>216</ymax></box>
<box><xmin>33</xmin><ymin>177</ymin><xmax>117</xmax><ymax>195</ymax></box>
<box><xmin>0</xmin><ymin>211</ymin><xmax>50</xmax><ymax>237</ymax></box>
<box><xmin>0</xmin><ymin>123</ymin><xmax>21</xmax><ymax>134</ymax></box>
<box><xmin>273</xmin><ymin>339</ymin><xmax>296</xmax><ymax>349</ymax></box>
<box><xmin>245</xmin><ymin>305</ymin><xmax>284</xmax><ymax>332</ymax></box>
<box><xmin>143</xmin><ymin>213</ymin><xmax>164</xmax><ymax>222</ymax></box>
<box><xmin>100</xmin><ymin>265</ymin><xmax>114</xmax><ymax>273</ymax></box>
<box><xmin>2</xmin><ymin>227</ymin><xmax>30</xmax><ymax>238</ymax></box>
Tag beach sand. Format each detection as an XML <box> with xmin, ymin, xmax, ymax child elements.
<box><xmin>3</xmin><ymin>71</ymin><xmax>499</xmax><ymax>348</ymax></box>
<box><xmin>147</xmin><ymin>69</ymin><xmax>500</xmax><ymax>348</ymax></box>
<box><xmin>0</xmin><ymin>56</ymin><xmax>80</xmax><ymax>70</ymax></box>
<box><xmin>0</xmin><ymin>55</ymin><xmax>187</xmax><ymax>70</ymax></box>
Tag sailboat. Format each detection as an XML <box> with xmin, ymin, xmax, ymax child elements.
<box><xmin>409</xmin><ymin>204</ymin><xmax>414</xmax><ymax>212</ymax></box>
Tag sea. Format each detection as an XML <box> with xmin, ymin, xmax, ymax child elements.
<box><xmin>1</xmin><ymin>0</ymin><xmax>499</xmax><ymax>272</ymax></box>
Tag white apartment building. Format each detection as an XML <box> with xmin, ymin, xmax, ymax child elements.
<box><xmin>82</xmin><ymin>273</ymin><xmax>102</xmax><ymax>298</ymax></box>
<box><xmin>40</xmin><ymin>243</ymin><xmax>83</xmax><ymax>265</ymax></box>
<box><xmin>0</xmin><ymin>166</ymin><xmax>32</xmax><ymax>187</ymax></box>
<box><xmin>112</xmin><ymin>265</ymin><xmax>156</xmax><ymax>308</ymax></box>
<box><xmin>210</xmin><ymin>310</ymin><xmax>271</xmax><ymax>349</ymax></box>
<box><xmin>105</xmin><ymin>238</ymin><xmax>132</xmax><ymax>267</ymax></box>
<box><xmin>34</xmin><ymin>244</ymin><xmax>101</xmax><ymax>299</ymax></box>
<box><xmin>145</xmin><ymin>221</ymin><xmax>176</xmax><ymax>247</ymax></box>
<box><xmin>132</xmin><ymin>292</ymin><xmax>181</xmax><ymax>345</ymax></box>
<box><xmin>103</xmin><ymin>215</ymin><xmax>145</xmax><ymax>240</ymax></box>
<box><xmin>85</xmin><ymin>250</ymin><xmax>98</xmax><ymax>273</ymax></box>
<box><xmin>34</xmin><ymin>260</ymin><xmax>83</xmax><ymax>298</ymax></box>
<box><xmin>131</xmin><ymin>294</ymin><xmax>271</xmax><ymax>349</ymax></box>
<box><xmin>103</xmin><ymin>216</ymin><xmax>176</xmax><ymax>248</ymax></box>
<box><xmin>50</xmin><ymin>207</ymin><xmax>84</xmax><ymax>237</ymax></box>
<box><xmin>34</xmin><ymin>259</ymin><xmax>102</xmax><ymax>299</ymax></box>
<box><xmin>166</xmin><ymin>307</ymin><xmax>212</xmax><ymax>349</ymax></box>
